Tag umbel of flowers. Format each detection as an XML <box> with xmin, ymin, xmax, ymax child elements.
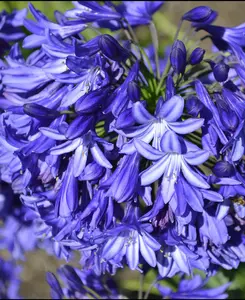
<box><xmin>1</xmin><ymin>2</ymin><xmax>245</xmax><ymax>299</ymax></box>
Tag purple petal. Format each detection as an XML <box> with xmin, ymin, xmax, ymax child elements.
<box><xmin>142</xmin><ymin>231</ymin><xmax>161</xmax><ymax>251</ymax></box>
<box><xmin>134</xmin><ymin>139</ymin><xmax>163</xmax><ymax>160</ymax></box>
<box><xmin>73</xmin><ymin>144</ymin><xmax>88</xmax><ymax>177</ymax></box>
<box><xmin>161</xmin><ymin>176</ymin><xmax>177</xmax><ymax>204</ymax></box>
<box><xmin>157</xmin><ymin>95</ymin><xmax>184</xmax><ymax>121</ymax></box>
<box><xmin>39</xmin><ymin>127</ymin><xmax>67</xmax><ymax>140</ymax></box>
<box><xmin>231</xmin><ymin>133</ymin><xmax>245</xmax><ymax>161</ymax></box>
<box><xmin>181</xmin><ymin>160</ymin><xmax>210</xmax><ymax>189</ymax></box>
<box><xmin>102</xmin><ymin>235</ymin><xmax>125</xmax><ymax>260</ymax></box>
<box><xmin>168</xmin><ymin>118</ymin><xmax>204</xmax><ymax>134</ymax></box>
<box><xmin>50</xmin><ymin>138</ymin><xmax>81</xmax><ymax>155</ymax></box>
<box><xmin>160</xmin><ymin>130</ymin><xmax>182</xmax><ymax>153</ymax></box>
<box><xmin>126</xmin><ymin>234</ymin><xmax>139</xmax><ymax>270</ymax></box>
<box><xmin>201</xmin><ymin>189</ymin><xmax>223</xmax><ymax>202</ymax></box>
<box><xmin>118</xmin><ymin>123</ymin><xmax>152</xmax><ymax>138</ymax></box>
<box><xmin>132</xmin><ymin>101</ymin><xmax>154</xmax><ymax>124</ymax></box>
<box><xmin>140</xmin><ymin>155</ymin><xmax>169</xmax><ymax>185</ymax></box>
<box><xmin>172</xmin><ymin>247</ymin><xmax>191</xmax><ymax>275</ymax></box>
<box><xmin>184</xmin><ymin>150</ymin><xmax>209</xmax><ymax>165</ymax></box>
<box><xmin>90</xmin><ymin>142</ymin><xmax>112</xmax><ymax>169</ymax></box>
<box><xmin>139</xmin><ymin>235</ymin><xmax>157</xmax><ymax>267</ymax></box>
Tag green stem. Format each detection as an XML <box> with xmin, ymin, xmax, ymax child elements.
<box><xmin>138</xmin><ymin>273</ymin><xmax>144</xmax><ymax>299</ymax></box>
<box><xmin>144</xmin><ymin>278</ymin><xmax>158</xmax><ymax>300</ymax></box>
<box><xmin>156</xmin><ymin>19</ymin><xmax>183</xmax><ymax>95</ymax></box>
<box><xmin>149</xmin><ymin>21</ymin><xmax>160</xmax><ymax>80</ymax></box>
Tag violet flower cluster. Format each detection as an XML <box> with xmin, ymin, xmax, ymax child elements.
<box><xmin>1</xmin><ymin>1</ymin><xmax>245</xmax><ymax>299</ymax></box>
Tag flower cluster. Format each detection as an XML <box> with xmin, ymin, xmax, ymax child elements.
<box><xmin>1</xmin><ymin>1</ymin><xmax>245</xmax><ymax>299</ymax></box>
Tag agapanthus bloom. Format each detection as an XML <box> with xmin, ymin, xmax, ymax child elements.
<box><xmin>2</xmin><ymin>2</ymin><xmax>245</xmax><ymax>299</ymax></box>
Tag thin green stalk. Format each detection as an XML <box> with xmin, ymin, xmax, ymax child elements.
<box><xmin>144</xmin><ymin>278</ymin><xmax>158</xmax><ymax>300</ymax></box>
<box><xmin>149</xmin><ymin>21</ymin><xmax>160</xmax><ymax>80</ymax></box>
<box><xmin>156</xmin><ymin>19</ymin><xmax>183</xmax><ymax>95</ymax></box>
<box><xmin>138</xmin><ymin>273</ymin><xmax>144</xmax><ymax>299</ymax></box>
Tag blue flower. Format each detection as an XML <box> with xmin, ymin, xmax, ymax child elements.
<box><xmin>47</xmin><ymin>264</ymin><xmax>121</xmax><ymax>299</ymax></box>
<box><xmin>0</xmin><ymin>8</ymin><xmax>27</xmax><ymax>43</ymax></box>
<box><xmin>65</xmin><ymin>1</ymin><xmax>164</xmax><ymax>29</ymax></box>
<box><xmin>117</xmin><ymin>95</ymin><xmax>204</xmax><ymax>154</ymax></box>
<box><xmin>39</xmin><ymin>129</ymin><xmax>113</xmax><ymax>178</ymax></box>
<box><xmin>115</xmin><ymin>1</ymin><xmax>164</xmax><ymax>27</ymax></box>
<box><xmin>100</xmin><ymin>152</ymin><xmax>140</xmax><ymax>203</ymax></box>
<box><xmin>135</xmin><ymin>131</ymin><xmax>210</xmax><ymax>203</ymax></box>
<box><xmin>101</xmin><ymin>221</ymin><xmax>161</xmax><ymax>270</ymax></box>
<box><xmin>189</xmin><ymin>47</ymin><xmax>205</xmax><ymax>65</ymax></box>
<box><xmin>170</xmin><ymin>40</ymin><xmax>187</xmax><ymax>75</ymax></box>
<box><xmin>0</xmin><ymin>258</ymin><xmax>22</xmax><ymax>299</ymax></box>
<box><xmin>23</xmin><ymin>3</ymin><xmax>87</xmax><ymax>49</ymax></box>
<box><xmin>156</xmin><ymin>274</ymin><xmax>230</xmax><ymax>299</ymax></box>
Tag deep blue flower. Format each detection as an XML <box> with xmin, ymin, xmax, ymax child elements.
<box><xmin>182</xmin><ymin>6</ymin><xmax>213</xmax><ymax>23</ymax></box>
<box><xmin>212</xmin><ymin>62</ymin><xmax>230</xmax><ymax>82</ymax></box>
<box><xmin>189</xmin><ymin>47</ymin><xmax>205</xmax><ymax>65</ymax></box>
<box><xmin>99</xmin><ymin>34</ymin><xmax>131</xmax><ymax>62</ymax></box>
<box><xmin>165</xmin><ymin>75</ymin><xmax>176</xmax><ymax>101</ymax></box>
<box><xmin>170</xmin><ymin>40</ymin><xmax>187</xmax><ymax>75</ymax></box>
<box><xmin>213</xmin><ymin>161</ymin><xmax>235</xmax><ymax>177</ymax></box>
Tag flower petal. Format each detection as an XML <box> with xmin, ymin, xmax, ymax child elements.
<box><xmin>168</xmin><ymin>118</ymin><xmax>204</xmax><ymax>134</ymax></box>
<box><xmin>157</xmin><ymin>95</ymin><xmax>184</xmax><ymax>121</ymax></box>
<box><xmin>102</xmin><ymin>235</ymin><xmax>125</xmax><ymax>261</ymax></box>
<box><xmin>126</xmin><ymin>234</ymin><xmax>139</xmax><ymax>270</ymax></box>
<box><xmin>134</xmin><ymin>139</ymin><xmax>163</xmax><ymax>160</ymax></box>
<box><xmin>140</xmin><ymin>155</ymin><xmax>169</xmax><ymax>185</ymax></box>
<box><xmin>184</xmin><ymin>150</ymin><xmax>209</xmax><ymax>165</ymax></box>
<box><xmin>160</xmin><ymin>130</ymin><xmax>183</xmax><ymax>153</ymax></box>
<box><xmin>73</xmin><ymin>144</ymin><xmax>88</xmax><ymax>177</ymax></box>
<box><xmin>181</xmin><ymin>159</ymin><xmax>210</xmax><ymax>189</ymax></box>
<box><xmin>50</xmin><ymin>138</ymin><xmax>81</xmax><ymax>155</ymax></box>
<box><xmin>139</xmin><ymin>234</ymin><xmax>157</xmax><ymax>267</ymax></box>
<box><xmin>90</xmin><ymin>142</ymin><xmax>112</xmax><ymax>169</ymax></box>
<box><xmin>132</xmin><ymin>101</ymin><xmax>154</xmax><ymax>124</ymax></box>
<box><xmin>39</xmin><ymin>127</ymin><xmax>67</xmax><ymax>140</ymax></box>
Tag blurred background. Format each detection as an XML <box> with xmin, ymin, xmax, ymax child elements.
<box><xmin>1</xmin><ymin>1</ymin><xmax>245</xmax><ymax>299</ymax></box>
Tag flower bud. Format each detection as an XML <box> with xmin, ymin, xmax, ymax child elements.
<box><xmin>189</xmin><ymin>47</ymin><xmax>205</xmax><ymax>65</ymax></box>
<box><xmin>170</xmin><ymin>40</ymin><xmax>186</xmax><ymax>75</ymax></box>
<box><xmin>213</xmin><ymin>161</ymin><xmax>235</xmax><ymax>177</ymax></box>
<box><xmin>213</xmin><ymin>62</ymin><xmax>230</xmax><ymax>82</ymax></box>
<box><xmin>182</xmin><ymin>6</ymin><xmax>213</xmax><ymax>23</ymax></box>
<box><xmin>220</xmin><ymin>109</ymin><xmax>239</xmax><ymax>132</ymax></box>
<box><xmin>23</xmin><ymin>103</ymin><xmax>60</xmax><ymax>120</ymax></box>
<box><xmin>205</xmin><ymin>60</ymin><xmax>230</xmax><ymax>82</ymax></box>
<box><xmin>75</xmin><ymin>87</ymin><xmax>111</xmax><ymax>114</ymax></box>
<box><xmin>186</xmin><ymin>96</ymin><xmax>204</xmax><ymax>117</ymax></box>
<box><xmin>99</xmin><ymin>34</ymin><xmax>130</xmax><ymax>62</ymax></box>
<box><xmin>65</xmin><ymin>115</ymin><xmax>95</xmax><ymax>139</ymax></box>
